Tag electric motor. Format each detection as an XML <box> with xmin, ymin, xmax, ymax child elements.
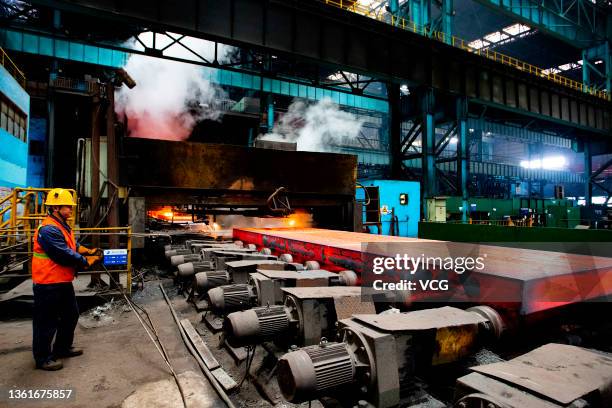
<box><xmin>177</xmin><ymin>261</ymin><xmax>214</xmax><ymax>278</ymax></box>
<box><xmin>207</xmin><ymin>284</ymin><xmax>256</xmax><ymax>312</ymax></box>
<box><xmin>164</xmin><ymin>244</ymin><xmax>184</xmax><ymax>251</ymax></box>
<box><xmin>224</xmin><ymin>305</ymin><xmax>291</xmax><ymax>346</ymax></box>
<box><xmin>225</xmin><ymin>286</ymin><xmax>370</xmax><ymax>348</ymax></box>
<box><xmin>170</xmin><ymin>254</ymin><xmax>200</xmax><ymax>266</ymax></box>
<box><xmin>165</xmin><ymin>248</ymin><xmax>191</xmax><ymax>259</ymax></box>
<box><xmin>277</xmin><ymin>307</ymin><xmax>494</xmax><ymax>406</ymax></box>
<box><xmin>277</xmin><ymin>342</ymin><xmax>357</xmax><ymax>403</ymax></box>
<box><xmin>194</xmin><ymin>271</ymin><xmax>231</xmax><ymax>292</ymax></box>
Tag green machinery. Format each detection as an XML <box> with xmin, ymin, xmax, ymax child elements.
<box><xmin>428</xmin><ymin>196</ymin><xmax>580</xmax><ymax>228</ymax></box>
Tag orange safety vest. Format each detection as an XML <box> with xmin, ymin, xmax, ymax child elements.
<box><xmin>32</xmin><ymin>215</ymin><xmax>77</xmax><ymax>284</ymax></box>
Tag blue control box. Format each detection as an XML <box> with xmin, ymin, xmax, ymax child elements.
<box><xmin>103</xmin><ymin>249</ymin><xmax>128</xmax><ymax>266</ymax></box>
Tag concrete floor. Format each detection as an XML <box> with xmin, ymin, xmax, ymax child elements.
<box><xmin>0</xmin><ymin>280</ymin><xmax>222</xmax><ymax>408</ymax></box>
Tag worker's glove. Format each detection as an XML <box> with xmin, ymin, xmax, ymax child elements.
<box><xmin>78</xmin><ymin>246</ymin><xmax>102</xmax><ymax>256</ymax></box>
<box><xmin>84</xmin><ymin>254</ymin><xmax>103</xmax><ymax>269</ymax></box>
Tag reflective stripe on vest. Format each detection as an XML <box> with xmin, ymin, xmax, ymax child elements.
<box><xmin>32</xmin><ymin>215</ymin><xmax>77</xmax><ymax>284</ymax></box>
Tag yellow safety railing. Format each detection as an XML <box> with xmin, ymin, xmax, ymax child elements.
<box><xmin>323</xmin><ymin>0</ymin><xmax>611</xmax><ymax>101</ymax></box>
<box><xmin>0</xmin><ymin>188</ymin><xmax>78</xmax><ymax>246</ymax></box>
<box><xmin>466</xmin><ymin>218</ymin><xmax>534</xmax><ymax>227</ymax></box>
<box><xmin>0</xmin><ymin>47</ymin><xmax>26</xmax><ymax>88</ymax></box>
<box><xmin>0</xmin><ymin>226</ymin><xmax>132</xmax><ymax>294</ymax></box>
<box><xmin>75</xmin><ymin>226</ymin><xmax>133</xmax><ymax>293</ymax></box>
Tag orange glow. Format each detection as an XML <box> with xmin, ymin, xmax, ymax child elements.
<box><xmin>213</xmin><ymin>222</ymin><xmax>220</xmax><ymax>230</ymax></box>
<box><xmin>126</xmin><ymin>111</ymin><xmax>192</xmax><ymax>141</ymax></box>
<box><xmin>147</xmin><ymin>206</ymin><xmax>192</xmax><ymax>222</ymax></box>
<box><xmin>284</xmin><ymin>210</ymin><xmax>312</xmax><ymax>228</ymax></box>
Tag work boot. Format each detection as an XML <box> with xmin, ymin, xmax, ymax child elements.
<box><xmin>54</xmin><ymin>348</ymin><xmax>83</xmax><ymax>358</ymax></box>
<box><xmin>36</xmin><ymin>359</ymin><xmax>63</xmax><ymax>371</ymax></box>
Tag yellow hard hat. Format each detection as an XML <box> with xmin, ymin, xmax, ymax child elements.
<box><xmin>45</xmin><ymin>188</ymin><xmax>77</xmax><ymax>206</ymax></box>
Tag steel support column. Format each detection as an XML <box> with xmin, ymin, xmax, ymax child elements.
<box><xmin>45</xmin><ymin>9</ymin><xmax>61</xmax><ymax>187</ymax></box>
<box><xmin>457</xmin><ymin>98</ymin><xmax>468</xmax><ymax>222</ymax></box>
<box><xmin>410</xmin><ymin>0</ymin><xmax>431</xmax><ymax>29</ymax></box>
<box><xmin>583</xmin><ymin>42</ymin><xmax>611</xmax><ymax>94</ymax></box>
<box><xmin>442</xmin><ymin>0</ymin><xmax>453</xmax><ymax>42</ymax></box>
<box><xmin>267</xmin><ymin>94</ymin><xmax>275</xmax><ymax>130</ymax></box>
<box><xmin>90</xmin><ymin>100</ymin><xmax>100</xmax><ymax>229</ymax></box>
<box><xmin>421</xmin><ymin>89</ymin><xmax>436</xmax><ymax>212</ymax></box>
<box><xmin>89</xmin><ymin>94</ymin><xmax>102</xmax><ymax>287</ymax></box>
<box><xmin>527</xmin><ymin>142</ymin><xmax>543</xmax><ymax>197</ymax></box>
<box><xmin>106</xmin><ymin>84</ymin><xmax>119</xmax><ymax>232</ymax></box>
<box><xmin>430</xmin><ymin>0</ymin><xmax>453</xmax><ymax>43</ymax></box>
<box><xmin>46</xmin><ymin>83</ymin><xmax>55</xmax><ymax>187</ymax></box>
<box><xmin>388</xmin><ymin>83</ymin><xmax>402</xmax><ymax>178</ymax></box>
<box><xmin>584</xmin><ymin>141</ymin><xmax>592</xmax><ymax>206</ymax></box>
<box><xmin>388</xmin><ymin>0</ymin><xmax>399</xmax><ymax>14</ymax></box>
<box><xmin>106</xmin><ymin>83</ymin><xmax>120</xmax><ymax>288</ymax></box>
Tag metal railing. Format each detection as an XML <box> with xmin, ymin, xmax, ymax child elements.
<box><xmin>0</xmin><ymin>47</ymin><xmax>26</xmax><ymax>88</ymax></box>
<box><xmin>50</xmin><ymin>77</ymin><xmax>101</xmax><ymax>95</ymax></box>
<box><xmin>0</xmin><ymin>188</ymin><xmax>78</xmax><ymax>246</ymax></box>
<box><xmin>75</xmin><ymin>226</ymin><xmax>133</xmax><ymax>292</ymax></box>
<box><xmin>0</xmin><ymin>226</ymin><xmax>132</xmax><ymax>294</ymax></box>
<box><xmin>322</xmin><ymin>0</ymin><xmax>610</xmax><ymax>101</ymax></box>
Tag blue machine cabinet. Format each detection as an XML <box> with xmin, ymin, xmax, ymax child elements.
<box><xmin>357</xmin><ymin>180</ymin><xmax>420</xmax><ymax>237</ymax></box>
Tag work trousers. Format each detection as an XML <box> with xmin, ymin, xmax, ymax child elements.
<box><xmin>32</xmin><ymin>282</ymin><xmax>79</xmax><ymax>366</ymax></box>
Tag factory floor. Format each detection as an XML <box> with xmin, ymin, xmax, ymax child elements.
<box><xmin>0</xmin><ymin>279</ymin><xmax>224</xmax><ymax>408</ymax></box>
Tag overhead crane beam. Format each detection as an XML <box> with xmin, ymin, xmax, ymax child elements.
<box><xmin>24</xmin><ymin>0</ymin><xmax>611</xmax><ymax>136</ymax></box>
<box><xmin>471</xmin><ymin>0</ymin><xmax>609</xmax><ymax>47</ymax></box>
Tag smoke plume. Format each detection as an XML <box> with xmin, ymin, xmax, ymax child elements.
<box><xmin>258</xmin><ymin>97</ymin><xmax>364</xmax><ymax>152</ymax></box>
<box><xmin>115</xmin><ymin>33</ymin><xmax>234</xmax><ymax>141</ymax></box>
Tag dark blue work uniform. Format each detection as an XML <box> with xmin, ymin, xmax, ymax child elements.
<box><xmin>32</xmin><ymin>214</ymin><xmax>87</xmax><ymax>367</ymax></box>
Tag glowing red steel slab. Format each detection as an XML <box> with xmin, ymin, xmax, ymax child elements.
<box><xmin>233</xmin><ymin>227</ymin><xmax>421</xmax><ymax>271</ymax></box>
<box><xmin>233</xmin><ymin>228</ymin><xmax>612</xmax><ymax>315</ymax></box>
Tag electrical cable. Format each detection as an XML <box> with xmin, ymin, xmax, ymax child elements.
<box><xmin>356</xmin><ymin>182</ymin><xmax>371</xmax><ymax>206</ymax></box>
<box><xmin>98</xmin><ymin>264</ymin><xmax>188</xmax><ymax>408</ymax></box>
<box><xmin>77</xmin><ymin>188</ymin><xmax>119</xmax><ymax>242</ymax></box>
<box><xmin>238</xmin><ymin>344</ymin><xmax>257</xmax><ymax>389</ymax></box>
<box><xmin>160</xmin><ymin>283</ymin><xmax>237</xmax><ymax>408</ymax></box>
<box><xmin>90</xmin><ymin>144</ymin><xmax>120</xmax><ymax>191</ymax></box>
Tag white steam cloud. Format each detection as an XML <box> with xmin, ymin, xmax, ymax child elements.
<box><xmin>115</xmin><ymin>33</ymin><xmax>235</xmax><ymax>141</ymax></box>
<box><xmin>258</xmin><ymin>97</ymin><xmax>364</xmax><ymax>152</ymax></box>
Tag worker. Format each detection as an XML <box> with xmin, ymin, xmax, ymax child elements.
<box><xmin>31</xmin><ymin>188</ymin><xmax>102</xmax><ymax>371</ymax></box>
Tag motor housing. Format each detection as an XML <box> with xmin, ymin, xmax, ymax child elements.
<box><xmin>207</xmin><ymin>284</ymin><xmax>256</xmax><ymax>312</ymax></box>
<box><xmin>277</xmin><ymin>307</ymin><xmax>493</xmax><ymax>407</ymax></box>
<box><xmin>177</xmin><ymin>261</ymin><xmax>214</xmax><ymax>278</ymax></box>
<box><xmin>170</xmin><ymin>254</ymin><xmax>201</xmax><ymax>266</ymax></box>
<box><xmin>224</xmin><ymin>305</ymin><xmax>291</xmax><ymax>346</ymax></box>
<box><xmin>278</xmin><ymin>342</ymin><xmax>357</xmax><ymax>403</ymax></box>
<box><xmin>194</xmin><ymin>270</ymin><xmax>231</xmax><ymax>292</ymax></box>
<box><xmin>224</xmin><ymin>286</ymin><xmax>372</xmax><ymax>347</ymax></box>
<box><xmin>165</xmin><ymin>248</ymin><xmax>191</xmax><ymax>259</ymax></box>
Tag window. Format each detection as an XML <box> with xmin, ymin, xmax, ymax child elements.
<box><xmin>0</xmin><ymin>92</ymin><xmax>28</xmax><ymax>142</ymax></box>
<box><xmin>1</xmin><ymin>102</ymin><xmax>7</xmax><ymax>130</ymax></box>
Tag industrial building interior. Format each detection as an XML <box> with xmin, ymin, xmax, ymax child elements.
<box><xmin>0</xmin><ymin>0</ymin><xmax>612</xmax><ymax>407</ymax></box>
